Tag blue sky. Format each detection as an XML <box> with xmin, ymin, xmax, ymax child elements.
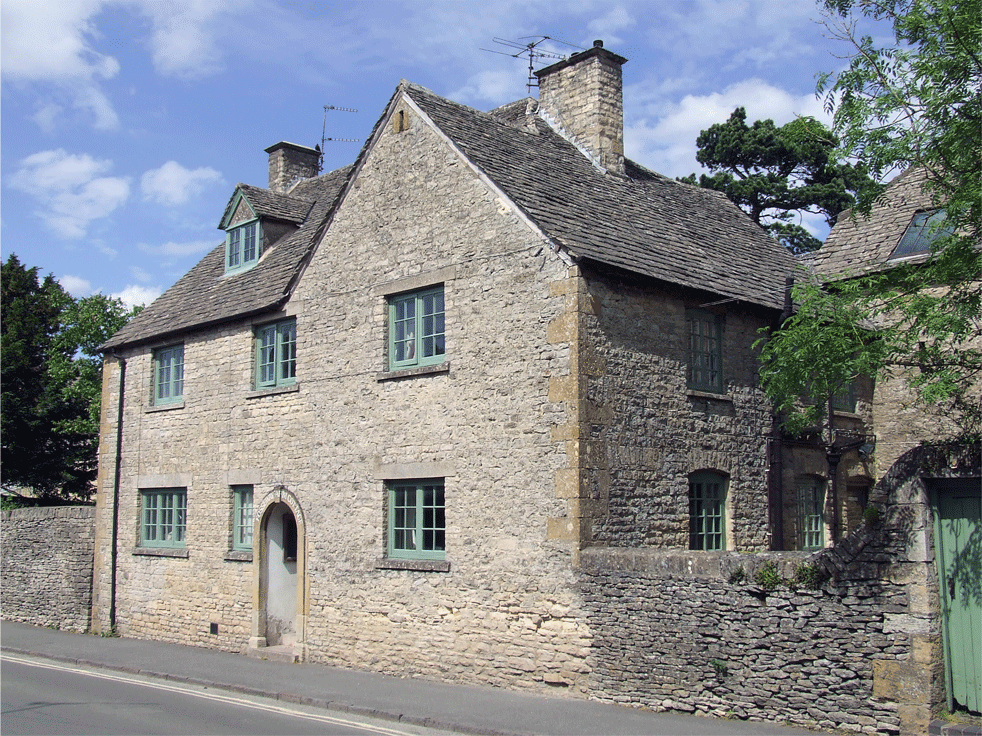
<box><xmin>2</xmin><ymin>0</ymin><xmax>878</xmax><ymax>308</ymax></box>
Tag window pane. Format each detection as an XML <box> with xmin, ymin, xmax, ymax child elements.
<box><xmin>420</xmin><ymin>292</ymin><xmax>445</xmax><ymax>359</ymax></box>
<box><xmin>687</xmin><ymin>312</ymin><xmax>721</xmax><ymax>391</ymax></box>
<box><xmin>892</xmin><ymin>210</ymin><xmax>952</xmax><ymax>258</ymax></box>
<box><xmin>243</xmin><ymin>222</ymin><xmax>257</xmax><ymax>262</ymax></box>
<box><xmin>140</xmin><ymin>489</ymin><xmax>186</xmax><ymax>548</ymax></box>
<box><xmin>172</xmin><ymin>349</ymin><xmax>184</xmax><ymax>397</ymax></box>
<box><xmin>259</xmin><ymin>327</ymin><xmax>276</xmax><ymax>384</ymax></box>
<box><xmin>389</xmin><ymin>481</ymin><xmax>444</xmax><ymax>558</ymax></box>
<box><xmin>689</xmin><ymin>475</ymin><xmax>725</xmax><ymax>551</ymax></box>
<box><xmin>393</xmin><ymin>297</ymin><xmax>415</xmax><ymax>363</ymax></box>
<box><xmin>234</xmin><ymin>486</ymin><xmax>253</xmax><ymax>549</ymax></box>
<box><xmin>279</xmin><ymin>322</ymin><xmax>297</xmax><ymax>380</ymax></box>
<box><xmin>158</xmin><ymin>360</ymin><xmax>171</xmax><ymax>399</ymax></box>
<box><xmin>798</xmin><ymin>479</ymin><xmax>825</xmax><ymax>550</ymax></box>
<box><xmin>228</xmin><ymin>229</ymin><xmax>241</xmax><ymax>268</ymax></box>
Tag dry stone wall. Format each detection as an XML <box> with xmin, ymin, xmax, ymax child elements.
<box><xmin>579</xmin><ymin>544</ymin><xmax>909</xmax><ymax>734</ymax></box>
<box><xmin>2</xmin><ymin>506</ymin><xmax>95</xmax><ymax>632</ymax></box>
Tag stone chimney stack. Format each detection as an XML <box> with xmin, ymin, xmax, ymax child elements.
<box><xmin>534</xmin><ymin>40</ymin><xmax>627</xmax><ymax>175</ymax></box>
<box><xmin>264</xmin><ymin>141</ymin><xmax>320</xmax><ymax>193</ymax></box>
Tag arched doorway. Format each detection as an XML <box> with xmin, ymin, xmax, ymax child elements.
<box><xmin>263</xmin><ymin>503</ymin><xmax>298</xmax><ymax>646</ymax></box>
<box><xmin>249</xmin><ymin>489</ymin><xmax>306</xmax><ymax>659</ymax></box>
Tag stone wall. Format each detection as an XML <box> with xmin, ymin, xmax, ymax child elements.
<box><xmin>579</xmin><ymin>543</ymin><xmax>910</xmax><ymax>735</ymax></box>
<box><xmin>581</xmin><ymin>269</ymin><xmax>776</xmax><ymax>551</ymax></box>
<box><xmin>1</xmin><ymin>506</ymin><xmax>95</xmax><ymax>632</ymax></box>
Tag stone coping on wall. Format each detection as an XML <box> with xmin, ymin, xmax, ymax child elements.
<box><xmin>2</xmin><ymin>505</ymin><xmax>95</xmax><ymax>521</ymax></box>
<box><xmin>578</xmin><ymin>546</ymin><xmax>813</xmax><ymax>580</ymax></box>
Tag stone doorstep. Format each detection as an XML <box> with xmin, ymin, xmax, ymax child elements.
<box><xmin>245</xmin><ymin>644</ymin><xmax>299</xmax><ymax>664</ymax></box>
<box><xmin>930</xmin><ymin>720</ymin><xmax>982</xmax><ymax>736</ymax></box>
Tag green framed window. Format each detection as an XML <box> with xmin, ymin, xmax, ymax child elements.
<box><xmin>830</xmin><ymin>381</ymin><xmax>857</xmax><ymax>413</ymax></box>
<box><xmin>140</xmin><ymin>488</ymin><xmax>186</xmax><ymax>548</ymax></box>
<box><xmin>798</xmin><ymin>477</ymin><xmax>825</xmax><ymax>550</ymax></box>
<box><xmin>232</xmin><ymin>485</ymin><xmax>253</xmax><ymax>551</ymax></box>
<box><xmin>387</xmin><ymin>480</ymin><xmax>445</xmax><ymax>560</ymax></box>
<box><xmin>389</xmin><ymin>287</ymin><xmax>445</xmax><ymax>370</ymax></box>
<box><xmin>153</xmin><ymin>345</ymin><xmax>184</xmax><ymax>405</ymax></box>
<box><xmin>686</xmin><ymin>310</ymin><xmax>722</xmax><ymax>393</ymax></box>
<box><xmin>255</xmin><ymin>319</ymin><xmax>296</xmax><ymax>389</ymax></box>
<box><xmin>226</xmin><ymin>220</ymin><xmax>261</xmax><ymax>273</ymax></box>
<box><xmin>689</xmin><ymin>471</ymin><xmax>726</xmax><ymax>551</ymax></box>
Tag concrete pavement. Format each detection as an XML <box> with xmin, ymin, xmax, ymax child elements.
<box><xmin>2</xmin><ymin>621</ymin><xmax>832</xmax><ymax>735</ymax></box>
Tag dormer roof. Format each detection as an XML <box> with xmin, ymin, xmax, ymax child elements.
<box><xmin>218</xmin><ymin>183</ymin><xmax>314</xmax><ymax>230</ymax></box>
<box><xmin>102</xmin><ymin>165</ymin><xmax>352</xmax><ymax>350</ymax></box>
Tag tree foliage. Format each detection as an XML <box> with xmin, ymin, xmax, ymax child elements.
<box><xmin>680</xmin><ymin>107</ymin><xmax>871</xmax><ymax>253</ymax></box>
<box><xmin>758</xmin><ymin>0</ymin><xmax>982</xmax><ymax>442</ymax></box>
<box><xmin>1</xmin><ymin>254</ymin><xmax>137</xmax><ymax>502</ymax></box>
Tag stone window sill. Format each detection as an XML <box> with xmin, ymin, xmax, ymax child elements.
<box><xmin>132</xmin><ymin>547</ymin><xmax>189</xmax><ymax>558</ymax></box>
<box><xmin>375</xmin><ymin>558</ymin><xmax>451</xmax><ymax>572</ymax></box>
<box><xmin>224</xmin><ymin>550</ymin><xmax>253</xmax><ymax>562</ymax></box>
<box><xmin>687</xmin><ymin>389</ymin><xmax>732</xmax><ymax>402</ymax></box>
<box><xmin>147</xmin><ymin>401</ymin><xmax>185</xmax><ymax>413</ymax></box>
<box><xmin>377</xmin><ymin>362</ymin><xmax>450</xmax><ymax>382</ymax></box>
<box><xmin>247</xmin><ymin>383</ymin><xmax>300</xmax><ymax>399</ymax></box>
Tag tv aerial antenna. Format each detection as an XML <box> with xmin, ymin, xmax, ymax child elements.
<box><xmin>319</xmin><ymin>105</ymin><xmax>359</xmax><ymax>172</ymax></box>
<box><xmin>482</xmin><ymin>36</ymin><xmax>583</xmax><ymax>92</ymax></box>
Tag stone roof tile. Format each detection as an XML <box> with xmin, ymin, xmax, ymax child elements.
<box><xmin>405</xmin><ymin>83</ymin><xmax>793</xmax><ymax>310</ymax></box>
<box><xmin>102</xmin><ymin>165</ymin><xmax>352</xmax><ymax>350</ymax></box>
<box><xmin>809</xmin><ymin>168</ymin><xmax>937</xmax><ymax>279</ymax></box>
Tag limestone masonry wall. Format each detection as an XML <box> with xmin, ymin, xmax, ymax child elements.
<box><xmin>2</xmin><ymin>506</ymin><xmax>95</xmax><ymax>632</ymax></box>
<box><xmin>580</xmin><ymin>543</ymin><xmax>911</xmax><ymax>735</ymax></box>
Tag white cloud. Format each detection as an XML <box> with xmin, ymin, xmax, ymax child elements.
<box><xmin>450</xmin><ymin>70</ymin><xmax>525</xmax><ymax>106</ymax></box>
<box><xmin>136</xmin><ymin>0</ymin><xmax>243</xmax><ymax>78</ymax></box>
<box><xmin>58</xmin><ymin>274</ymin><xmax>93</xmax><ymax>297</ymax></box>
<box><xmin>114</xmin><ymin>284</ymin><xmax>162</xmax><ymax>310</ymax></box>
<box><xmin>33</xmin><ymin>103</ymin><xmax>64</xmax><ymax>133</ymax></box>
<box><xmin>9</xmin><ymin>149</ymin><xmax>131</xmax><ymax>238</ymax></box>
<box><xmin>1</xmin><ymin>0</ymin><xmax>118</xmax><ymax>81</ymax></box>
<box><xmin>1</xmin><ymin>0</ymin><xmax>121</xmax><ymax>129</ymax></box>
<box><xmin>625</xmin><ymin>79</ymin><xmax>830</xmax><ymax>178</ymax></box>
<box><xmin>131</xmin><ymin>266</ymin><xmax>152</xmax><ymax>282</ymax></box>
<box><xmin>1</xmin><ymin>0</ymin><xmax>244</xmax><ymax>130</ymax></box>
<box><xmin>138</xmin><ymin>239</ymin><xmax>221</xmax><ymax>257</ymax></box>
<box><xmin>587</xmin><ymin>6</ymin><xmax>634</xmax><ymax>46</ymax></box>
<box><xmin>141</xmin><ymin>161</ymin><xmax>223</xmax><ymax>206</ymax></box>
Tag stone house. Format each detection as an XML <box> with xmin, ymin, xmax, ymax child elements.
<box><xmin>808</xmin><ymin>168</ymin><xmax>981</xmax><ymax>720</ymax></box>
<box><xmin>89</xmin><ymin>40</ymin><xmax>973</xmax><ymax>734</ymax></box>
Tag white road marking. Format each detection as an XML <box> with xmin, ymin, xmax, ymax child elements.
<box><xmin>1</xmin><ymin>654</ymin><xmax>428</xmax><ymax>736</ymax></box>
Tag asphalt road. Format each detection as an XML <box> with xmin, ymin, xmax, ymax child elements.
<box><xmin>1</xmin><ymin>654</ymin><xmax>453</xmax><ymax>736</ymax></box>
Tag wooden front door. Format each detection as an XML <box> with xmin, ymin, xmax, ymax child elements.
<box><xmin>931</xmin><ymin>477</ymin><xmax>981</xmax><ymax>714</ymax></box>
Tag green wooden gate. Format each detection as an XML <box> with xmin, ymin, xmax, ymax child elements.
<box><xmin>931</xmin><ymin>477</ymin><xmax>981</xmax><ymax>714</ymax></box>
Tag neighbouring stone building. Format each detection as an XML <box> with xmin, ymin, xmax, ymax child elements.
<box><xmin>806</xmin><ymin>168</ymin><xmax>981</xmax><ymax>727</ymax></box>
<box><xmin>88</xmin><ymin>42</ymin><xmax>979</xmax><ymax>735</ymax></box>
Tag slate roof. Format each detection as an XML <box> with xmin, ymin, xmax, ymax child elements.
<box><xmin>103</xmin><ymin>79</ymin><xmax>794</xmax><ymax>351</ymax></box>
<box><xmin>406</xmin><ymin>82</ymin><xmax>794</xmax><ymax>310</ymax></box>
<box><xmin>808</xmin><ymin>168</ymin><xmax>937</xmax><ymax>280</ymax></box>
<box><xmin>102</xmin><ymin>165</ymin><xmax>352</xmax><ymax>350</ymax></box>
<box><xmin>217</xmin><ymin>184</ymin><xmax>314</xmax><ymax>228</ymax></box>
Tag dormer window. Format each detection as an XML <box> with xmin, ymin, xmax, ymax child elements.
<box><xmin>890</xmin><ymin>209</ymin><xmax>952</xmax><ymax>259</ymax></box>
<box><xmin>226</xmin><ymin>220</ymin><xmax>261</xmax><ymax>273</ymax></box>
